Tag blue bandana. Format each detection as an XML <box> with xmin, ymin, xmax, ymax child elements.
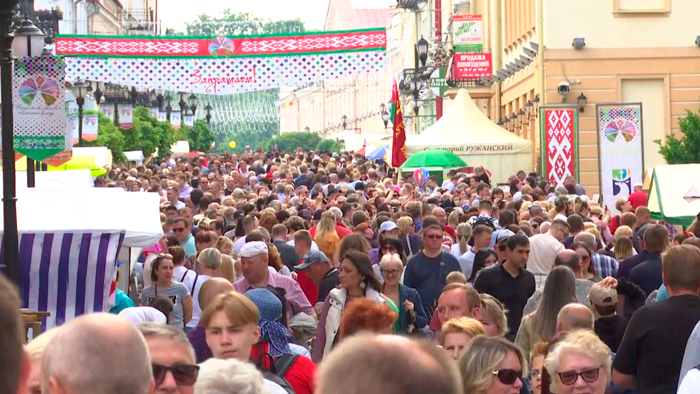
<box><xmin>245</xmin><ymin>288</ymin><xmax>294</xmax><ymax>357</ymax></box>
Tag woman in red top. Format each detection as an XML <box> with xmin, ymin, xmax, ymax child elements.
<box><xmin>245</xmin><ymin>288</ymin><xmax>316</xmax><ymax>394</ymax></box>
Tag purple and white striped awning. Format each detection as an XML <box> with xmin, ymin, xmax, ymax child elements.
<box><xmin>1</xmin><ymin>231</ymin><xmax>125</xmax><ymax>329</ymax></box>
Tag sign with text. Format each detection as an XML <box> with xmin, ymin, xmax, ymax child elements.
<box><xmin>453</xmin><ymin>53</ymin><xmax>492</xmax><ymax>79</ymax></box>
<box><xmin>453</xmin><ymin>15</ymin><xmax>483</xmax><ymax>52</ymax></box>
<box><xmin>429</xmin><ymin>67</ymin><xmax>448</xmax><ymax>97</ymax></box>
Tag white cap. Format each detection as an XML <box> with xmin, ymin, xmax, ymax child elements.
<box><xmin>240</xmin><ymin>241</ymin><xmax>268</xmax><ymax>258</ymax></box>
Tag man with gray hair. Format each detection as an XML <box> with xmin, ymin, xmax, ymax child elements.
<box><xmin>574</xmin><ymin>231</ymin><xmax>619</xmax><ymax>278</ymax></box>
<box><xmin>42</xmin><ymin>313</ymin><xmax>154</xmax><ymax>394</ymax></box>
<box><xmin>139</xmin><ymin>322</ymin><xmax>199</xmax><ymax>394</ymax></box>
<box><xmin>195</xmin><ymin>358</ymin><xmax>267</xmax><ymax>394</ymax></box>
<box><xmin>556</xmin><ymin>303</ymin><xmax>594</xmax><ymax>335</ymax></box>
<box><xmin>0</xmin><ymin>274</ymin><xmax>30</xmax><ymax>394</ymax></box>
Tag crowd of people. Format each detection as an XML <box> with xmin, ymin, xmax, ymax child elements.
<box><xmin>4</xmin><ymin>147</ymin><xmax>700</xmax><ymax>394</ymax></box>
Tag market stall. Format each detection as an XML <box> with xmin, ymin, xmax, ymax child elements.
<box><xmin>405</xmin><ymin>89</ymin><xmax>533</xmax><ymax>183</ymax></box>
<box><xmin>646</xmin><ymin>164</ymin><xmax>700</xmax><ymax>227</ymax></box>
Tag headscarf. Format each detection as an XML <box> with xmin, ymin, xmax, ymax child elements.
<box><xmin>245</xmin><ymin>288</ymin><xmax>294</xmax><ymax>357</ymax></box>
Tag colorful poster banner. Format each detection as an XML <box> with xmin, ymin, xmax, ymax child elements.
<box><xmin>148</xmin><ymin>107</ymin><xmax>159</xmax><ymax>117</ymax></box>
<box><xmin>597</xmin><ymin>103</ymin><xmax>644</xmax><ymax>214</ymax></box>
<box><xmin>64</xmin><ymin>51</ymin><xmax>386</xmax><ymax>95</ymax></box>
<box><xmin>541</xmin><ymin>107</ymin><xmax>579</xmax><ymax>188</ymax></box>
<box><xmin>170</xmin><ymin>111</ymin><xmax>181</xmax><ymax>128</ymax></box>
<box><xmin>183</xmin><ymin>114</ymin><xmax>194</xmax><ymax>128</ymax></box>
<box><xmin>453</xmin><ymin>15</ymin><xmax>483</xmax><ymax>52</ymax></box>
<box><xmin>119</xmin><ymin>104</ymin><xmax>133</xmax><ymax>129</ymax></box>
<box><xmin>11</xmin><ymin>56</ymin><xmax>66</xmax><ymax>161</ymax></box>
<box><xmin>67</xmin><ymin>114</ymin><xmax>78</xmax><ymax>143</ymax></box>
<box><xmin>55</xmin><ymin>29</ymin><xmax>387</xmax><ymax>58</ymax></box>
<box><xmin>453</xmin><ymin>53</ymin><xmax>492</xmax><ymax>79</ymax></box>
<box><xmin>83</xmin><ymin>114</ymin><xmax>98</xmax><ymax>142</ymax></box>
<box><xmin>101</xmin><ymin>104</ymin><xmax>115</xmax><ymax>122</ymax></box>
<box><xmin>157</xmin><ymin>111</ymin><xmax>167</xmax><ymax>122</ymax></box>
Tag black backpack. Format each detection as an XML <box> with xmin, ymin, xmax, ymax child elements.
<box><xmin>254</xmin><ymin>353</ymin><xmax>298</xmax><ymax>394</ymax></box>
<box><xmin>472</xmin><ymin>215</ymin><xmax>497</xmax><ymax>231</ymax></box>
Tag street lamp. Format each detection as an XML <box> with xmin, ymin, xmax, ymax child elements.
<box><xmin>188</xmin><ymin>93</ymin><xmax>198</xmax><ymax>115</ymax></box>
<box><xmin>382</xmin><ymin>110</ymin><xmax>391</xmax><ymax>129</ymax></box>
<box><xmin>164</xmin><ymin>93</ymin><xmax>173</xmax><ymax>120</ymax></box>
<box><xmin>532</xmin><ymin>95</ymin><xmax>540</xmax><ymax>115</ymax></box>
<box><xmin>516</xmin><ymin>108</ymin><xmax>526</xmax><ymax>126</ymax></box>
<box><xmin>577</xmin><ymin>93</ymin><xmax>588</xmax><ymax>112</ymax></box>
<box><xmin>204</xmin><ymin>103</ymin><xmax>213</xmax><ymax>124</ymax></box>
<box><xmin>341</xmin><ymin>114</ymin><xmax>348</xmax><ymax>129</ymax></box>
<box><xmin>0</xmin><ymin>0</ymin><xmax>21</xmax><ymax>287</ymax></box>
<box><xmin>178</xmin><ymin>92</ymin><xmax>187</xmax><ymax>113</ymax></box>
<box><xmin>525</xmin><ymin>100</ymin><xmax>534</xmax><ymax>118</ymax></box>
<box><xmin>417</xmin><ymin>35</ymin><xmax>429</xmax><ymax>67</ymax></box>
<box><xmin>129</xmin><ymin>86</ymin><xmax>138</xmax><ymax>104</ymax></box>
<box><xmin>92</xmin><ymin>81</ymin><xmax>105</xmax><ymax>105</ymax></box>
<box><xmin>379</xmin><ymin>102</ymin><xmax>386</xmax><ymax>113</ymax></box>
<box><xmin>155</xmin><ymin>88</ymin><xmax>165</xmax><ymax>109</ymax></box>
<box><xmin>72</xmin><ymin>79</ymin><xmax>88</xmax><ymax>146</ymax></box>
<box><xmin>304</xmin><ymin>126</ymin><xmax>310</xmax><ymax>132</ymax></box>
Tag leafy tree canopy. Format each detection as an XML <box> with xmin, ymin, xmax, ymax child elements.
<box><xmin>316</xmin><ymin>139</ymin><xmax>345</xmax><ymax>154</ymax></box>
<box><xmin>655</xmin><ymin>109</ymin><xmax>700</xmax><ymax>164</ymax></box>
<box><xmin>184</xmin><ymin>10</ymin><xmax>305</xmax><ymax>36</ymax></box>
<box><xmin>262</xmin><ymin>132</ymin><xmax>322</xmax><ymax>153</ymax></box>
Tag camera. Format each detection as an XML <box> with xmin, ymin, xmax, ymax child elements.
<box><xmin>557</xmin><ymin>81</ymin><xmax>570</xmax><ymax>94</ymax></box>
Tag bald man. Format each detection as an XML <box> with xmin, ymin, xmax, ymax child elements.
<box><xmin>0</xmin><ymin>274</ymin><xmax>30</xmax><ymax>394</ymax></box>
<box><xmin>187</xmin><ymin>278</ymin><xmax>234</xmax><ymax>362</ymax></box>
<box><xmin>42</xmin><ymin>313</ymin><xmax>154</xmax><ymax>394</ymax></box>
<box><xmin>556</xmin><ymin>303</ymin><xmax>594</xmax><ymax>335</ymax></box>
<box><xmin>317</xmin><ymin>334</ymin><xmax>463</xmax><ymax>394</ymax></box>
<box><xmin>523</xmin><ymin>249</ymin><xmax>594</xmax><ymax>315</ymax></box>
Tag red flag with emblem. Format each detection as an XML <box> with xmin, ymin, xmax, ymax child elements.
<box><xmin>390</xmin><ymin>80</ymin><xmax>407</xmax><ymax>167</ymax></box>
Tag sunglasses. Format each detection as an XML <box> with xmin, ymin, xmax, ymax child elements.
<box><xmin>493</xmin><ymin>369</ymin><xmax>522</xmax><ymax>385</ymax></box>
<box><xmin>173</xmin><ymin>228</ymin><xmax>186</xmax><ymax>233</ymax></box>
<box><xmin>152</xmin><ymin>363</ymin><xmax>199</xmax><ymax>387</ymax></box>
<box><xmin>426</xmin><ymin>234</ymin><xmax>442</xmax><ymax>240</ymax></box>
<box><xmin>558</xmin><ymin>367</ymin><xmax>601</xmax><ymax>386</ymax></box>
<box><xmin>381</xmin><ymin>245</ymin><xmax>397</xmax><ymax>252</ymax></box>
<box><xmin>498</xmin><ymin>244</ymin><xmax>507</xmax><ymax>252</ymax></box>
<box><xmin>157</xmin><ymin>253</ymin><xmax>173</xmax><ymax>259</ymax></box>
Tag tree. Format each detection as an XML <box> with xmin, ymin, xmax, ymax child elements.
<box><xmin>184</xmin><ymin>10</ymin><xmax>305</xmax><ymax>36</ymax></box>
<box><xmin>316</xmin><ymin>139</ymin><xmax>345</xmax><ymax>153</ymax></box>
<box><xmin>263</xmin><ymin>132</ymin><xmax>322</xmax><ymax>152</ymax></box>
<box><xmin>119</xmin><ymin>106</ymin><xmax>177</xmax><ymax>159</ymax></box>
<box><xmin>186</xmin><ymin>120</ymin><xmax>215</xmax><ymax>152</ymax></box>
<box><xmin>655</xmin><ymin>109</ymin><xmax>700</xmax><ymax>164</ymax></box>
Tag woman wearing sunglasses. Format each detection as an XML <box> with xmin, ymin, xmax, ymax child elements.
<box><xmin>544</xmin><ymin>330</ymin><xmax>611</xmax><ymax>394</ymax></box>
<box><xmin>458</xmin><ymin>335</ymin><xmax>527</xmax><ymax>394</ymax></box>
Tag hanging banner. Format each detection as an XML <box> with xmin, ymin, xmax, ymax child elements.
<box><xmin>157</xmin><ymin>111</ymin><xmax>167</xmax><ymax>122</ymax></box>
<box><xmin>453</xmin><ymin>15</ymin><xmax>483</xmax><ymax>53</ymax></box>
<box><xmin>429</xmin><ymin>67</ymin><xmax>448</xmax><ymax>97</ymax></box>
<box><xmin>119</xmin><ymin>104</ymin><xmax>134</xmax><ymax>129</ymax></box>
<box><xmin>183</xmin><ymin>114</ymin><xmax>194</xmax><ymax>128</ymax></box>
<box><xmin>64</xmin><ymin>51</ymin><xmax>386</xmax><ymax>95</ymax></box>
<box><xmin>596</xmin><ymin>103</ymin><xmax>644</xmax><ymax>214</ymax></box>
<box><xmin>148</xmin><ymin>107</ymin><xmax>159</xmax><ymax>117</ymax></box>
<box><xmin>67</xmin><ymin>113</ymin><xmax>79</xmax><ymax>143</ymax></box>
<box><xmin>170</xmin><ymin>111</ymin><xmax>181</xmax><ymax>128</ymax></box>
<box><xmin>11</xmin><ymin>56</ymin><xmax>66</xmax><ymax>161</ymax></box>
<box><xmin>101</xmin><ymin>104</ymin><xmax>115</xmax><ymax>122</ymax></box>
<box><xmin>55</xmin><ymin>29</ymin><xmax>387</xmax><ymax>58</ymax></box>
<box><xmin>541</xmin><ymin>107</ymin><xmax>579</xmax><ymax>188</ymax></box>
<box><xmin>453</xmin><ymin>53</ymin><xmax>492</xmax><ymax>79</ymax></box>
<box><xmin>83</xmin><ymin>114</ymin><xmax>99</xmax><ymax>141</ymax></box>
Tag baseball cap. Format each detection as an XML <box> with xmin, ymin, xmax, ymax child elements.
<box><xmin>589</xmin><ymin>284</ymin><xmax>618</xmax><ymax>307</ymax></box>
<box><xmin>379</xmin><ymin>221</ymin><xmax>398</xmax><ymax>234</ymax></box>
<box><xmin>496</xmin><ymin>229</ymin><xmax>516</xmax><ymax>243</ymax></box>
<box><xmin>295</xmin><ymin>251</ymin><xmax>330</xmax><ymax>271</ymax></box>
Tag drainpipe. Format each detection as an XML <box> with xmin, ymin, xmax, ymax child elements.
<box><xmin>493</xmin><ymin>0</ymin><xmax>502</xmax><ymax>121</ymax></box>
<box><xmin>536</xmin><ymin>0</ymin><xmax>544</xmax><ymax>105</ymax></box>
<box><xmin>435</xmin><ymin>0</ymin><xmax>443</xmax><ymax>121</ymax></box>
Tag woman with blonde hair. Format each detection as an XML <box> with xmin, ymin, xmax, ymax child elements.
<box><xmin>545</xmin><ymin>330</ymin><xmax>612</xmax><ymax>394</ymax></box>
<box><xmin>266</xmin><ymin>242</ymin><xmax>290</xmax><ymax>276</ymax></box>
<box><xmin>440</xmin><ymin>317</ymin><xmax>486</xmax><ymax>360</ymax></box>
<box><xmin>26</xmin><ymin>329</ymin><xmax>60</xmax><ymax>394</ymax></box>
<box><xmin>380</xmin><ymin>253</ymin><xmax>427</xmax><ymax>334</ymax></box>
<box><xmin>397</xmin><ymin>215</ymin><xmax>422</xmax><ymax>258</ymax></box>
<box><xmin>451</xmin><ymin>223</ymin><xmax>473</xmax><ymax>260</ymax></box>
<box><xmin>219</xmin><ymin>254</ymin><xmax>236</xmax><ymax>282</ymax></box>
<box><xmin>613</xmin><ymin>236</ymin><xmax>634</xmax><ymax>261</ymax></box>
<box><xmin>458</xmin><ymin>336</ymin><xmax>527</xmax><ymax>394</ymax></box>
<box><xmin>478</xmin><ymin>293</ymin><xmax>509</xmax><ymax>338</ymax></box>
<box><xmin>448</xmin><ymin>209</ymin><xmax>463</xmax><ymax>230</ymax></box>
<box><xmin>315</xmin><ymin>211</ymin><xmax>340</xmax><ymax>264</ymax></box>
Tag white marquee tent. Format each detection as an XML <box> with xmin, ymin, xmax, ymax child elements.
<box><xmin>647</xmin><ymin>164</ymin><xmax>700</xmax><ymax>227</ymax></box>
<box><xmin>405</xmin><ymin>89</ymin><xmax>533</xmax><ymax>182</ymax></box>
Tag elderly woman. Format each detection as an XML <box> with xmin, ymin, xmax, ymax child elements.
<box><xmin>26</xmin><ymin>329</ymin><xmax>60</xmax><ymax>394</ymax></box>
<box><xmin>458</xmin><ymin>336</ymin><xmax>527</xmax><ymax>394</ymax></box>
<box><xmin>379</xmin><ymin>253</ymin><xmax>427</xmax><ymax>334</ymax></box>
<box><xmin>440</xmin><ymin>317</ymin><xmax>485</xmax><ymax>360</ymax></box>
<box><xmin>312</xmin><ymin>250</ymin><xmax>397</xmax><ymax>363</ymax></box>
<box><xmin>544</xmin><ymin>330</ymin><xmax>612</xmax><ymax>394</ymax></box>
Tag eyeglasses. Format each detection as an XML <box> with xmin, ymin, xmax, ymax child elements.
<box><xmin>426</xmin><ymin>234</ymin><xmax>442</xmax><ymax>240</ymax></box>
<box><xmin>493</xmin><ymin>369</ymin><xmax>522</xmax><ymax>385</ymax></box>
<box><xmin>380</xmin><ymin>269</ymin><xmax>401</xmax><ymax>276</ymax></box>
<box><xmin>173</xmin><ymin>228</ymin><xmax>186</xmax><ymax>233</ymax></box>
<box><xmin>558</xmin><ymin>367</ymin><xmax>601</xmax><ymax>386</ymax></box>
<box><xmin>531</xmin><ymin>370</ymin><xmax>542</xmax><ymax>379</ymax></box>
<box><xmin>152</xmin><ymin>363</ymin><xmax>199</xmax><ymax>386</ymax></box>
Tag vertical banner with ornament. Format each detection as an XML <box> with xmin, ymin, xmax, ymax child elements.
<box><xmin>453</xmin><ymin>15</ymin><xmax>483</xmax><ymax>52</ymax></box>
<box><xmin>183</xmin><ymin>114</ymin><xmax>194</xmax><ymax>128</ymax></box>
<box><xmin>101</xmin><ymin>104</ymin><xmax>115</xmax><ymax>123</ymax></box>
<box><xmin>170</xmin><ymin>111</ymin><xmax>181</xmax><ymax>129</ymax></box>
<box><xmin>119</xmin><ymin>104</ymin><xmax>133</xmax><ymax>129</ymax></box>
<box><xmin>10</xmin><ymin>56</ymin><xmax>66</xmax><ymax>161</ymax></box>
<box><xmin>596</xmin><ymin>103</ymin><xmax>644</xmax><ymax>214</ymax></box>
<box><xmin>157</xmin><ymin>111</ymin><xmax>167</xmax><ymax>122</ymax></box>
<box><xmin>540</xmin><ymin>106</ymin><xmax>579</xmax><ymax>189</ymax></box>
<box><xmin>148</xmin><ymin>107</ymin><xmax>159</xmax><ymax>117</ymax></box>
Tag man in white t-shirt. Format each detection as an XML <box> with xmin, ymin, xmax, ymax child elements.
<box><xmin>459</xmin><ymin>224</ymin><xmax>493</xmax><ymax>279</ymax></box>
<box><xmin>166</xmin><ymin>186</ymin><xmax>186</xmax><ymax>210</ymax></box>
<box><xmin>526</xmin><ymin>219</ymin><xmax>569</xmax><ymax>288</ymax></box>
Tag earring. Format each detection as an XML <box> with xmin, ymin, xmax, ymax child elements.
<box><xmin>360</xmin><ymin>282</ymin><xmax>366</xmax><ymax>289</ymax></box>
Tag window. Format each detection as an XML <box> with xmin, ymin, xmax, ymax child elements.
<box><xmin>614</xmin><ymin>0</ymin><xmax>670</xmax><ymax>15</ymax></box>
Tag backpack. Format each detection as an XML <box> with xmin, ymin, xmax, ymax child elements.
<box><xmin>254</xmin><ymin>352</ymin><xmax>298</xmax><ymax>394</ymax></box>
<box><xmin>472</xmin><ymin>215</ymin><xmax>497</xmax><ymax>231</ymax></box>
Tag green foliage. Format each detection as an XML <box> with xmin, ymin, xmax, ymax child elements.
<box><xmin>120</xmin><ymin>106</ymin><xmax>177</xmax><ymax>159</ymax></box>
<box><xmin>184</xmin><ymin>10</ymin><xmax>305</xmax><ymax>36</ymax></box>
<box><xmin>655</xmin><ymin>109</ymin><xmax>700</xmax><ymax>164</ymax></box>
<box><xmin>83</xmin><ymin>110</ymin><xmax>126</xmax><ymax>163</ymax></box>
<box><xmin>262</xmin><ymin>132</ymin><xmax>322</xmax><ymax>152</ymax></box>
<box><xmin>316</xmin><ymin>139</ymin><xmax>345</xmax><ymax>153</ymax></box>
<box><xmin>185</xmin><ymin>120</ymin><xmax>215</xmax><ymax>152</ymax></box>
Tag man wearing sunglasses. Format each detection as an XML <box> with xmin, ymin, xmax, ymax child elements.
<box><xmin>139</xmin><ymin>323</ymin><xmax>199</xmax><ymax>394</ymax></box>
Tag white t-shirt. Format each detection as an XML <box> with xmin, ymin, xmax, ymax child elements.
<box><xmin>459</xmin><ymin>249</ymin><xmax>477</xmax><ymax>279</ymax></box>
<box><xmin>526</xmin><ymin>233</ymin><xmax>564</xmax><ymax>276</ymax></box>
<box><xmin>264</xmin><ymin>379</ymin><xmax>289</xmax><ymax>394</ymax></box>
<box><xmin>171</xmin><ymin>200</ymin><xmax>185</xmax><ymax>210</ymax></box>
<box><xmin>186</xmin><ymin>274</ymin><xmax>211</xmax><ymax>329</ymax></box>
<box><xmin>286</xmin><ymin>239</ymin><xmax>320</xmax><ymax>252</ymax></box>
<box><xmin>678</xmin><ymin>368</ymin><xmax>700</xmax><ymax>394</ymax></box>
<box><xmin>173</xmin><ymin>266</ymin><xmax>197</xmax><ymax>290</ymax></box>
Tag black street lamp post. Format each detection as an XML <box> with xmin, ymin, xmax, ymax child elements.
<box><xmin>0</xmin><ymin>0</ymin><xmax>20</xmax><ymax>286</ymax></box>
<box><xmin>188</xmin><ymin>93</ymin><xmax>198</xmax><ymax>115</ymax></box>
<box><xmin>72</xmin><ymin>79</ymin><xmax>87</xmax><ymax>146</ymax></box>
<box><xmin>204</xmin><ymin>104</ymin><xmax>213</xmax><ymax>124</ymax></box>
<box><xmin>178</xmin><ymin>92</ymin><xmax>187</xmax><ymax>114</ymax></box>
<box><xmin>164</xmin><ymin>94</ymin><xmax>173</xmax><ymax>121</ymax></box>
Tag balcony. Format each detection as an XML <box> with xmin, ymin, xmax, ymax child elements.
<box><xmin>119</xmin><ymin>8</ymin><xmax>155</xmax><ymax>35</ymax></box>
<box><xmin>396</xmin><ymin>0</ymin><xmax>427</xmax><ymax>12</ymax></box>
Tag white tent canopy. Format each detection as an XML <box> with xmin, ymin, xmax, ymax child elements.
<box><xmin>647</xmin><ymin>164</ymin><xmax>700</xmax><ymax>227</ymax></box>
<box><xmin>1</xmin><ymin>170</ymin><xmax>94</xmax><ymax>189</ymax></box>
<box><xmin>124</xmin><ymin>150</ymin><xmax>145</xmax><ymax>166</ymax></box>
<box><xmin>0</xmin><ymin>188</ymin><xmax>162</xmax><ymax>247</ymax></box>
<box><xmin>405</xmin><ymin>89</ymin><xmax>533</xmax><ymax>182</ymax></box>
<box><xmin>684</xmin><ymin>183</ymin><xmax>700</xmax><ymax>202</ymax></box>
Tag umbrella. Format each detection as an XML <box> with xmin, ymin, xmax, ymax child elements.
<box><xmin>366</xmin><ymin>144</ymin><xmax>389</xmax><ymax>160</ymax></box>
<box><xmin>11</xmin><ymin>156</ymin><xmax>107</xmax><ymax>177</ymax></box>
<box><xmin>187</xmin><ymin>151</ymin><xmax>205</xmax><ymax>158</ymax></box>
<box><xmin>401</xmin><ymin>149</ymin><xmax>467</xmax><ymax>169</ymax></box>
<box><xmin>684</xmin><ymin>183</ymin><xmax>700</xmax><ymax>202</ymax></box>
